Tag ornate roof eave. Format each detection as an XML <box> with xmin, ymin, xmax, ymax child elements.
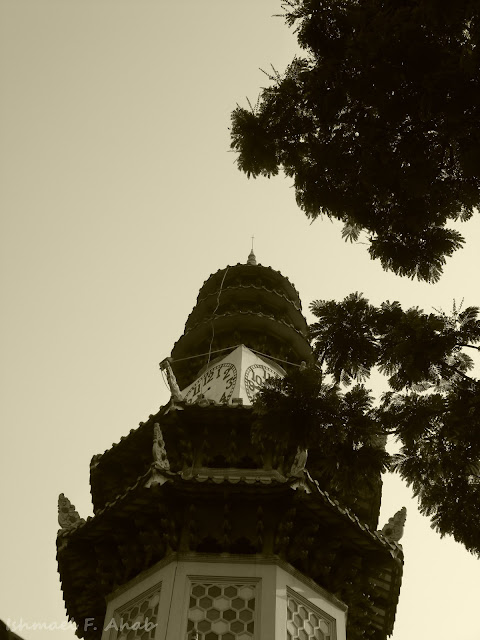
<box><xmin>62</xmin><ymin>462</ymin><xmax>403</xmax><ymax>564</ymax></box>
<box><xmin>58</xmin><ymin>463</ymin><xmax>402</xmax><ymax>640</ymax></box>
<box><xmin>88</xmin><ymin>403</ymin><xmax>255</xmax><ymax>510</ymax></box>
<box><xmin>180</xmin><ymin>309</ymin><xmax>309</xmax><ymax>344</ymax></box>
<box><xmin>90</xmin><ymin>399</ymin><xmax>265</xmax><ymax>468</ymax></box>
<box><xmin>170</xmin><ymin>260</ymin><xmax>313</xmax><ymax>389</ymax></box>
<box><xmin>170</xmin><ymin>311</ymin><xmax>313</xmax><ymax>389</ymax></box>
<box><xmin>302</xmin><ymin>471</ymin><xmax>403</xmax><ymax>559</ymax></box>
<box><xmin>194</xmin><ymin>282</ymin><xmax>305</xmax><ymax>316</ymax></box>
<box><xmin>195</xmin><ymin>263</ymin><xmax>303</xmax><ymax>308</ymax></box>
<box><xmin>90</xmin><ymin>401</ymin><xmax>385</xmax><ymax>524</ymax></box>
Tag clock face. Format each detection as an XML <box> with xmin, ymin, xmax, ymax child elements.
<box><xmin>183</xmin><ymin>362</ymin><xmax>237</xmax><ymax>404</ymax></box>
<box><xmin>244</xmin><ymin>364</ymin><xmax>281</xmax><ymax>401</ymax></box>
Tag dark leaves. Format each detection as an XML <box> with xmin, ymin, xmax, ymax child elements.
<box><xmin>306</xmin><ymin>293</ymin><xmax>480</xmax><ymax>554</ymax></box>
<box><xmin>251</xmin><ymin>365</ymin><xmax>389</xmax><ymax>517</ymax></box>
<box><xmin>230</xmin><ymin>107</ymin><xmax>279</xmax><ymax>178</ymax></box>
<box><xmin>231</xmin><ymin>0</ymin><xmax>480</xmax><ymax>280</ymax></box>
<box><xmin>311</xmin><ymin>293</ymin><xmax>477</xmax><ymax>391</ymax></box>
<box><xmin>384</xmin><ymin>384</ymin><xmax>480</xmax><ymax>554</ymax></box>
<box><xmin>310</xmin><ymin>293</ymin><xmax>379</xmax><ymax>383</ymax></box>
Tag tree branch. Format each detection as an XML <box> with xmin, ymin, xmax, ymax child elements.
<box><xmin>458</xmin><ymin>344</ymin><xmax>480</xmax><ymax>352</ymax></box>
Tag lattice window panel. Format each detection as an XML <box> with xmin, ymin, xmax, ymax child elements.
<box><xmin>286</xmin><ymin>589</ymin><xmax>336</xmax><ymax>640</ymax></box>
<box><xmin>112</xmin><ymin>584</ymin><xmax>161</xmax><ymax>640</ymax></box>
<box><xmin>187</xmin><ymin>580</ymin><xmax>257</xmax><ymax>640</ymax></box>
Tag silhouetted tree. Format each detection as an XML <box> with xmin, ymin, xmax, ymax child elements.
<box><xmin>253</xmin><ymin>295</ymin><xmax>480</xmax><ymax>555</ymax></box>
<box><xmin>231</xmin><ymin>0</ymin><xmax>480</xmax><ymax>281</ymax></box>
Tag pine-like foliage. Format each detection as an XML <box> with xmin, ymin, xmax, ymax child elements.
<box><xmin>231</xmin><ymin>0</ymin><xmax>480</xmax><ymax>281</ymax></box>
<box><xmin>383</xmin><ymin>387</ymin><xmax>480</xmax><ymax>555</ymax></box>
<box><xmin>252</xmin><ymin>365</ymin><xmax>389</xmax><ymax>519</ymax></box>
<box><xmin>253</xmin><ymin>294</ymin><xmax>480</xmax><ymax>555</ymax></box>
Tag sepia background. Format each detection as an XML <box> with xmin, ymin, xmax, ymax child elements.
<box><xmin>1</xmin><ymin>1</ymin><xmax>479</xmax><ymax>639</ymax></box>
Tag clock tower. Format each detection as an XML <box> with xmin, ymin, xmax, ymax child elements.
<box><xmin>57</xmin><ymin>252</ymin><xmax>403</xmax><ymax>640</ymax></box>
<box><xmin>176</xmin><ymin>343</ymin><xmax>284</xmax><ymax>406</ymax></box>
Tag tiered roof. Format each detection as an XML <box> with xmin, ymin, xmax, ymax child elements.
<box><xmin>171</xmin><ymin>261</ymin><xmax>311</xmax><ymax>389</ymax></box>
<box><xmin>57</xmin><ymin>256</ymin><xmax>403</xmax><ymax>640</ymax></box>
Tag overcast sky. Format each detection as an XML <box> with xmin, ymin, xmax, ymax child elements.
<box><xmin>1</xmin><ymin>2</ymin><xmax>479</xmax><ymax>640</ymax></box>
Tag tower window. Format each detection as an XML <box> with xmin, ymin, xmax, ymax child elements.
<box><xmin>286</xmin><ymin>587</ymin><xmax>336</xmax><ymax>640</ymax></box>
<box><xmin>109</xmin><ymin>583</ymin><xmax>161</xmax><ymax>640</ymax></box>
<box><xmin>187</xmin><ymin>580</ymin><xmax>258</xmax><ymax>639</ymax></box>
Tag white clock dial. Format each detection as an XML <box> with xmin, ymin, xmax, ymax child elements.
<box><xmin>244</xmin><ymin>364</ymin><xmax>281</xmax><ymax>401</ymax></box>
<box><xmin>183</xmin><ymin>362</ymin><xmax>237</xmax><ymax>404</ymax></box>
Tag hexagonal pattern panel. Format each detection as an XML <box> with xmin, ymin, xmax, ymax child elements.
<box><xmin>286</xmin><ymin>591</ymin><xmax>334</xmax><ymax>640</ymax></box>
<box><xmin>187</xmin><ymin>582</ymin><xmax>257</xmax><ymax>639</ymax></box>
<box><xmin>114</xmin><ymin>586</ymin><xmax>160</xmax><ymax>640</ymax></box>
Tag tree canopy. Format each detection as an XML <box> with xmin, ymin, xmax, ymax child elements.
<box><xmin>231</xmin><ymin>0</ymin><xmax>480</xmax><ymax>281</ymax></box>
<box><xmin>252</xmin><ymin>294</ymin><xmax>480</xmax><ymax>556</ymax></box>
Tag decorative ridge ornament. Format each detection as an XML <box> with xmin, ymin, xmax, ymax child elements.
<box><xmin>381</xmin><ymin>507</ymin><xmax>407</xmax><ymax>542</ymax></box>
<box><xmin>152</xmin><ymin>423</ymin><xmax>170</xmax><ymax>471</ymax></box>
<box><xmin>289</xmin><ymin>446</ymin><xmax>308</xmax><ymax>477</ymax></box>
<box><xmin>58</xmin><ymin>493</ymin><xmax>85</xmax><ymax>530</ymax></box>
<box><xmin>288</xmin><ymin>447</ymin><xmax>311</xmax><ymax>492</ymax></box>
<box><xmin>160</xmin><ymin>358</ymin><xmax>184</xmax><ymax>402</ymax></box>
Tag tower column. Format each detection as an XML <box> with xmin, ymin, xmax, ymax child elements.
<box><xmin>101</xmin><ymin>555</ymin><xmax>347</xmax><ymax>640</ymax></box>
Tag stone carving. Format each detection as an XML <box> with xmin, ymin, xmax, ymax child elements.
<box><xmin>152</xmin><ymin>423</ymin><xmax>170</xmax><ymax>470</ymax></box>
<box><xmin>58</xmin><ymin>494</ymin><xmax>85</xmax><ymax>529</ymax></box>
<box><xmin>289</xmin><ymin>446</ymin><xmax>308</xmax><ymax>477</ymax></box>
<box><xmin>381</xmin><ymin>507</ymin><xmax>407</xmax><ymax>542</ymax></box>
<box><xmin>159</xmin><ymin>358</ymin><xmax>184</xmax><ymax>402</ymax></box>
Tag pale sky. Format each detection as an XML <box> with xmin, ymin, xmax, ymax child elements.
<box><xmin>0</xmin><ymin>2</ymin><xmax>479</xmax><ymax>640</ymax></box>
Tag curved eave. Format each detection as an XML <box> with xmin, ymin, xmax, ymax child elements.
<box><xmin>58</xmin><ymin>466</ymin><xmax>402</xmax><ymax>640</ymax></box>
<box><xmin>196</xmin><ymin>263</ymin><xmax>302</xmax><ymax>309</ymax></box>
<box><xmin>62</xmin><ymin>467</ymin><xmax>403</xmax><ymax>552</ymax></box>
<box><xmin>171</xmin><ymin>310</ymin><xmax>312</xmax><ymax>387</ymax></box>
<box><xmin>185</xmin><ymin>283</ymin><xmax>307</xmax><ymax>333</ymax></box>
<box><xmin>196</xmin><ymin>283</ymin><xmax>303</xmax><ymax>312</ymax></box>
<box><xmin>89</xmin><ymin>403</ymin><xmax>258</xmax><ymax>512</ymax></box>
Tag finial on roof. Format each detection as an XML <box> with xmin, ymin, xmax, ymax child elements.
<box><xmin>247</xmin><ymin>235</ymin><xmax>257</xmax><ymax>265</ymax></box>
<box><xmin>152</xmin><ymin>423</ymin><xmax>170</xmax><ymax>470</ymax></box>
<box><xmin>381</xmin><ymin>506</ymin><xmax>407</xmax><ymax>542</ymax></box>
<box><xmin>159</xmin><ymin>357</ymin><xmax>184</xmax><ymax>402</ymax></box>
<box><xmin>58</xmin><ymin>493</ymin><xmax>85</xmax><ymax>529</ymax></box>
<box><xmin>289</xmin><ymin>446</ymin><xmax>308</xmax><ymax>477</ymax></box>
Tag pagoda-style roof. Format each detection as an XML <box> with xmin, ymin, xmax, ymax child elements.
<box><xmin>170</xmin><ymin>262</ymin><xmax>312</xmax><ymax>389</ymax></box>
<box><xmin>58</xmin><ymin>256</ymin><xmax>403</xmax><ymax>640</ymax></box>
<box><xmin>60</xmin><ymin>402</ymin><xmax>402</xmax><ymax>640</ymax></box>
<box><xmin>59</xmin><ymin>456</ymin><xmax>403</xmax><ymax>640</ymax></box>
<box><xmin>195</xmin><ymin>262</ymin><xmax>303</xmax><ymax>310</ymax></box>
<box><xmin>89</xmin><ymin>403</ymin><xmax>382</xmax><ymax>528</ymax></box>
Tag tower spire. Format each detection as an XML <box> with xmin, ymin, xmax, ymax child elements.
<box><xmin>247</xmin><ymin>235</ymin><xmax>257</xmax><ymax>265</ymax></box>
